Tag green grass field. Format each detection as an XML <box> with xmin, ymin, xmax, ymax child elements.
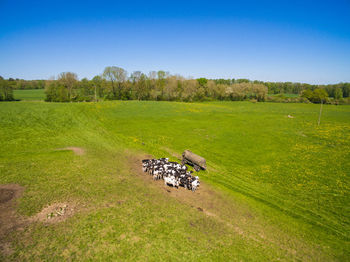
<box><xmin>13</xmin><ymin>89</ymin><xmax>45</xmax><ymax>101</ymax></box>
<box><xmin>0</xmin><ymin>98</ymin><xmax>349</xmax><ymax>261</ymax></box>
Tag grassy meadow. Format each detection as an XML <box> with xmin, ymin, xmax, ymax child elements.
<box><xmin>0</xmin><ymin>96</ymin><xmax>349</xmax><ymax>261</ymax></box>
<box><xmin>13</xmin><ymin>89</ymin><xmax>46</xmax><ymax>101</ymax></box>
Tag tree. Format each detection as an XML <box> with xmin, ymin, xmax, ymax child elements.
<box><xmin>57</xmin><ymin>72</ymin><xmax>78</xmax><ymax>100</ymax></box>
<box><xmin>45</xmin><ymin>81</ymin><xmax>69</xmax><ymax>102</ymax></box>
<box><xmin>0</xmin><ymin>78</ymin><xmax>14</xmax><ymax>101</ymax></box>
<box><xmin>78</xmin><ymin>78</ymin><xmax>94</xmax><ymax>102</ymax></box>
<box><xmin>251</xmin><ymin>84</ymin><xmax>268</xmax><ymax>101</ymax></box>
<box><xmin>130</xmin><ymin>71</ymin><xmax>142</xmax><ymax>83</ymax></box>
<box><xmin>236</xmin><ymin>79</ymin><xmax>250</xmax><ymax>83</ymax></box>
<box><xmin>342</xmin><ymin>83</ymin><xmax>350</xmax><ymax>97</ymax></box>
<box><xmin>181</xmin><ymin>79</ymin><xmax>197</xmax><ymax>102</ymax></box>
<box><xmin>92</xmin><ymin>75</ymin><xmax>103</xmax><ymax>101</ymax></box>
<box><xmin>301</xmin><ymin>89</ymin><xmax>313</xmax><ymax>101</ymax></box>
<box><xmin>311</xmin><ymin>89</ymin><xmax>328</xmax><ymax>103</ymax></box>
<box><xmin>197</xmin><ymin>78</ymin><xmax>208</xmax><ymax>87</ymax></box>
<box><xmin>197</xmin><ymin>78</ymin><xmax>208</xmax><ymax>97</ymax></box>
<box><xmin>334</xmin><ymin>87</ymin><xmax>343</xmax><ymax>100</ymax></box>
<box><xmin>137</xmin><ymin>73</ymin><xmax>150</xmax><ymax>100</ymax></box>
<box><xmin>156</xmin><ymin>70</ymin><xmax>167</xmax><ymax>100</ymax></box>
<box><xmin>102</xmin><ymin>66</ymin><xmax>127</xmax><ymax>99</ymax></box>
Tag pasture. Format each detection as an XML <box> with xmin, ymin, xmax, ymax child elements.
<box><xmin>13</xmin><ymin>89</ymin><xmax>45</xmax><ymax>101</ymax></box>
<box><xmin>0</xmin><ymin>99</ymin><xmax>349</xmax><ymax>261</ymax></box>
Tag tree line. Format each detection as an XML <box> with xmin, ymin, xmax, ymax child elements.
<box><xmin>1</xmin><ymin>67</ymin><xmax>349</xmax><ymax>103</ymax></box>
<box><xmin>0</xmin><ymin>78</ymin><xmax>46</xmax><ymax>90</ymax></box>
<box><xmin>44</xmin><ymin>67</ymin><xmax>350</xmax><ymax>103</ymax></box>
<box><xmin>44</xmin><ymin>68</ymin><xmax>269</xmax><ymax>102</ymax></box>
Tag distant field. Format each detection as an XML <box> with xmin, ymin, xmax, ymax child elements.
<box><xmin>13</xmin><ymin>89</ymin><xmax>45</xmax><ymax>101</ymax></box>
<box><xmin>0</xmin><ymin>101</ymin><xmax>349</xmax><ymax>261</ymax></box>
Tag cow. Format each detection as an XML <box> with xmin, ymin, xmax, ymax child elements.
<box><xmin>164</xmin><ymin>176</ymin><xmax>179</xmax><ymax>188</ymax></box>
<box><xmin>191</xmin><ymin>177</ymin><xmax>200</xmax><ymax>192</ymax></box>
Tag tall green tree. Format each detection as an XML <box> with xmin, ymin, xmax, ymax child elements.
<box><xmin>92</xmin><ymin>75</ymin><xmax>103</xmax><ymax>101</ymax></box>
<box><xmin>312</xmin><ymin>89</ymin><xmax>329</xmax><ymax>103</ymax></box>
<box><xmin>103</xmin><ymin>66</ymin><xmax>127</xmax><ymax>99</ymax></box>
<box><xmin>334</xmin><ymin>87</ymin><xmax>343</xmax><ymax>100</ymax></box>
<box><xmin>57</xmin><ymin>72</ymin><xmax>78</xmax><ymax>100</ymax></box>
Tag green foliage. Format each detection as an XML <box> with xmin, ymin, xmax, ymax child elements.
<box><xmin>15</xmin><ymin>79</ymin><xmax>46</xmax><ymax>89</ymax></box>
<box><xmin>263</xmin><ymin>81</ymin><xmax>350</xmax><ymax>98</ymax></box>
<box><xmin>43</xmin><ymin>69</ymin><xmax>270</xmax><ymax>103</ymax></box>
<box><xmin>312</xmin><ymin>89</ymin><xmax>329</xmax><ymax>103</ymax></box>
<box><xmin>267</xmin><ymin>94</ymin><xmax>310</xmax><ymax>103</ymax></box>
<box><xmin>301</xmin><ymin>89</ymin><xmax>314</xmax><ymax>100</ymax></box>
<box><xmin>302</xmin><ymin>89</ymin><xmax>329</xmax><ymax>103</ymax></box>
<box><xmin>102</xmin><ymin>66</ymin><xmax>128</xmax><ymax>100</ymax></box>
<box><xmin>5</xmin><ymin>68</ymin><xmax>350</xmax><ymax>103</ymax></box>
<box><xmin>214</xmin><ymin>78</ymin><xmax>232</xmax><ymax>85</ymax></box>
<box><xmin>334</xmin><ymin>88</ymin><xmax>343</xmax><ymax>100</ymax></box>
<box><xmin>45</xmin><ymin>81</ymin><xmax>69</xmax><ymax>102</ymax></box>
<box><xmin>236</xmin><ymin>78</ymin><xmax>250</xmax><ymax>83</ymax></box>
<box><xmin>0</xmin><ymin>78</ymin><xmax>46</xmax><ymax>90</ymax></box>
<box><xmin>225</xmin><ymin>83</ymin><xmax>268</xmax><ymax>101</ymax></box>
<box><xmin>0</xmin><ymin>78</ymin><xmax>14</xmax><ymax>101</ymax></box>
<box><xmin>197</xmin><ymin>77</ymin><xmax>208</xmax><ymax>87</ymax></box>
<box><xmin>45</xmin><ymin>73</ymin><xmax>96</xmax><ymax>102</ymax></box>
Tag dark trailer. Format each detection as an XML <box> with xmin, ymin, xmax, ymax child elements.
<box><xmin>181</xmin><ymin>150</ymin><xmax>207</xmax><ymax>172</ymax></box>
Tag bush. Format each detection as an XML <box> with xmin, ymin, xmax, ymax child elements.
<box><xmin>45</xmin><ymin>82</ymin><xmax>69</xmax><ymax>102</ymax></box>
<box><xmin>338</xmin><ymin>97</ymin><xmax>350</xmax><ymax>105</ymax></box>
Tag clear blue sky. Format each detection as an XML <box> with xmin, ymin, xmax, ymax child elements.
<box><xmin>0</xmin><ymin>0</ymin><xmax>349</xmax><ymax>84</ymax></box>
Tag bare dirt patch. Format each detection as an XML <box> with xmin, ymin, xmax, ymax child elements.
<box><xmin>0</xmin><ymin>188</ymin><xmax>15</xmax><ymax>204</ymax></box>
<box><xmin>0</xmin><ymin>184</ymin><xmax>25</xmax><ymax>256</ymax></box>
<box><xmin>30</xmin><ymin>202</ymin><xmax>76</xmax><ymax>224</ymax></box>
<box><xmin>56</xmin><ymin>147</ymin><xmax>85</xmax><ymax>155</ymax></box>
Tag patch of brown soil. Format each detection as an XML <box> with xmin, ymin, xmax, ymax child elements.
<box><xmin>0</xmin><ymin>184</ymin><xmax>25</xmax><ymax>256</ymax></box>
<box><xmin>56</xmin><ymin>147</ymin><xmax>85</xmax><ymax>155</ymax></box>
<box><xmin>30</xmin><ymin>202</ymin><xmax>76</xmax><ymax>224</ymax></box>
<box><xmin>0</xmin><ymin>188</ymin><xmax>15</xmax><ymax>204</ymax></box>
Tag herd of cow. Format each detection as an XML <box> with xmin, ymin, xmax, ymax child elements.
<box><xmin>141</xmin><ymin>158</ymin><xmax>200</xmax><ymax>192</ymax></box>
